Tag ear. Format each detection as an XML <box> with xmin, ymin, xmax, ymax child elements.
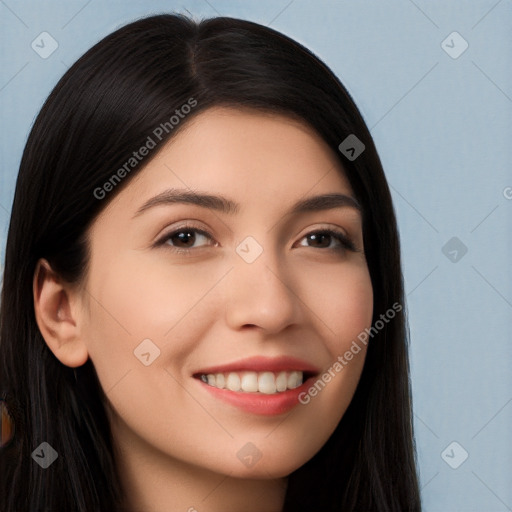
<box><xmin>33</xmin><ymin>258</ymin><xmax>89</xmax><ymax>367</ymax></box>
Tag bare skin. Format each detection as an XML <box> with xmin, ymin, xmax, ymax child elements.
<box><xmin>34</xmin><ymin>107</ymin><xmax>373</xmax><ymax>512</ymax></box>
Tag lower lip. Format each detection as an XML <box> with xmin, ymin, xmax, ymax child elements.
<box><xmin>195</xmin><ymin>377</ymin><xmax>315</xmax><ymax>416</ymax></box>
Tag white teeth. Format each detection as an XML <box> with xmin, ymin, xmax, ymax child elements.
<box><xmin>215</xmin><ymin>373</ymin><xmax>225</xmax><ymax>389</ymax></box>
<box><xmin>288</xmin><ymin>371</ymin><xmax>303</xmax><ymax>389</ymax></box>
<box><xmin>241</xmin><ymin>372</ymin><xmax>259</xmax><ymax>392</ymax></box>
<box><xmin>258</xmin><ymin>372</ymin><xmax>276</xmax><ymax>394</ymax></box>
<box><xmin>200</xmin><ymin>370</ymin><xmax>305</xmax><ymax>394</ymax></box>
<box><xmin>226</xmin><ymin>372</ymin><xmax>241</xmax><ymax>392</ymax></box>
<box><xmin>276</xmin><ymin>371</ymin><xmax>288</xmax><ymax>392</ymax></box>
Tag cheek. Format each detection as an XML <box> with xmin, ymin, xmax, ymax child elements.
<box><xmin>81</xmin><ymin>253</ymin><xmax>230</xmax><ymax>386</ymax></box>
<box><xmin>292</xmin><ymin>260</ymin><xmax>373</xmax><ymax>431</ymax></box>
<box><xmin>303</xmin><ymin>258</ymin><xmax>374</xmax><ymax>352</ymax></box>
<box><xmin>85</xmin><ymin>250</ymin><xmax>218</xmax><ymax>335</ymax></box>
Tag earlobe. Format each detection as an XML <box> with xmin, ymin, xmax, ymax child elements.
<box><xmin>33</xmin><ymin>258</ymin><xmax>89</xmax><ymax>368</ymax></box>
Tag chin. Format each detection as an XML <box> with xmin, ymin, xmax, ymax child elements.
<box><xmin>227</xmin><ymin>453</ymin><xmax>312</xmax><ymax>480</ymax></box>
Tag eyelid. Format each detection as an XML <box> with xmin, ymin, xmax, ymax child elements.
<box><xmin>153</xmin><ymin>217</ymin><xmax>212</xmax><ymax>239</ymax></box>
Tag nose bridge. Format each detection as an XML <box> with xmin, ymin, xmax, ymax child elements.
<box><xmin>223</xmin><ymin>235</ymin><xmax>299</xmax><ymax>332</ymax></box>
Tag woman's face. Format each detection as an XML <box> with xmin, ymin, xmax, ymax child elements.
<box><xmin>78</xmin><ymin>107</ymin><xmax>373</xmax><ymax>478</ymax></box>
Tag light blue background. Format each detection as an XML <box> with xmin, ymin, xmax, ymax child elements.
<box><xmin>1</xmin><ymin>1</ymin><xmax>511</xmax><ymax>510</ymax></box>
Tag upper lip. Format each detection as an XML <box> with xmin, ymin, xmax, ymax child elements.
<box><xmin>193</xmin><ymin>355</ymin><xmax>320</xmax><ymax>377</ymax></box>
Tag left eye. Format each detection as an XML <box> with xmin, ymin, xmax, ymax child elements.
<box><xmin>296</xmin><ymin>229</ymin><xmax>356</xmax><ymax>252</ymax></box>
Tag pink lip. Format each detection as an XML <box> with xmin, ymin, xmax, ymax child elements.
<box><xmin>193</xmin><ymin>355</ymin><xmax>320</xmax><ymax>376</ymax></box>
<box><xmin>196</xmin><ymin>376</ymin><xmax>316</xmax><ymax>416</ymax></box>
<box><xmin>192</xmin><ymin>355</ymin><xmax>320</xmax><ymax>416</ymax></box>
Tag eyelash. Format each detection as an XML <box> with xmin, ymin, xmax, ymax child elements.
<box><xmin>155</xmin><ymin>223</ymin><xmax>358</xmax><ymax>255</ymax></box>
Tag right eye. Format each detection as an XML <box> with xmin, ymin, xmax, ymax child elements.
<box><xmin>157</xmin><ymin>224</ymin><xmax>217</xmax><ymax>254</ymax></box>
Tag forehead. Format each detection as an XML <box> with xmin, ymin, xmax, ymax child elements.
<box><xmin>101</xmin><ymin>106</ymin><xmax>354</xmax><ymax>218</ymax></box>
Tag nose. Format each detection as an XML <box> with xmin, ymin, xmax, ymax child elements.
<box><xmin>223</xmin><ymin>246</ymin><xmax>300</xmax><ymax>334</ymax></box>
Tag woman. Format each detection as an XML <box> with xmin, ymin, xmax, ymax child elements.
<box><xmin>0</xmin><ymin>13</ymin><xmax>421</xmax><ymax>511</ymax></box>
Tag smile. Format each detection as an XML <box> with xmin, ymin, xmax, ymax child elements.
<box><xmin>192</xmin><ymin>356</ymin><xmax>320</xmax><ymax>415</ymax></box>
<box><xmin>199</xmin><ymin>370</ymin><xmax>304</xmax><ymax>394</ymax></box>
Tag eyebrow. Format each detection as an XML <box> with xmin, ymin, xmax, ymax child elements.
<box><xmin>132</xmin><ymin>188</ymin><xmax>362</xmax><ymax>218</ymax></box>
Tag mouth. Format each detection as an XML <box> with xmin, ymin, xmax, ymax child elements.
<box><xmin>194</xmin><ymin>370</ymin><xmax>315</xmax><ymax>394</ymax></box>
<box><xmin>192</xmin><ymin>356</ymin><xmax>320</xmax><ymax>415</ymax></box>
